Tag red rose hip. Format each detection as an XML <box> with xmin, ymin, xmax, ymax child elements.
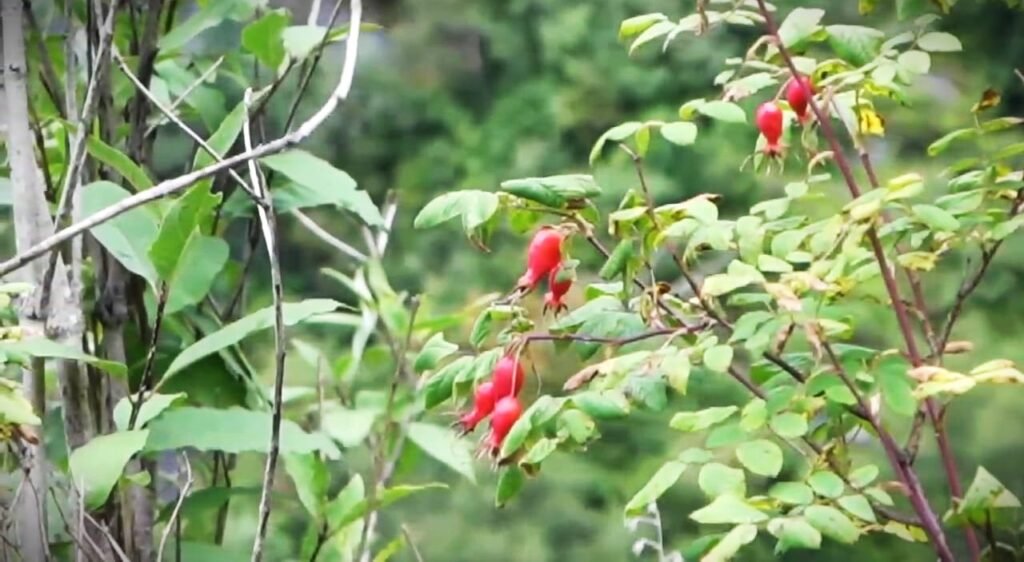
<box><xmin>786</xmin><ymin>75</ymin><xmax>815</xmax><ymax>123</ymax></box>
<box><xmin>543</xmin><ymin>264</ymin><xmax>573</xmax><ymax>314</ymax></box>
<box><xmin>488</xmin><ymin>396</ymin><xmax>523</xmax><ymax>451</ymax></box>
<box><xmin>491</xmin><ymin>356</ymin><xmax>525</xmax><ymax>399</ymax></box>
<box><xmin>517</xmin><ymin>227</ymin><xmax>564</xmax><ymax>289</ymax></box>
<box><xmin>755</xmin><ymin>101</ymin><xmax>784</xmax><ymax>156</ymax></box>
<box><xmin>457</xmin><ymin>381</ymin><xmax>496</xmax><ymax>432</ymax></box>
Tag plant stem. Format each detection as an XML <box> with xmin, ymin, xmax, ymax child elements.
<box><xmin>753</xmin><ymin>2</ymin><xmax>960</xmax><ymax>559</ymax></box>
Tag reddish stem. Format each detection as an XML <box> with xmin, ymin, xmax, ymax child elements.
<box><xmin>753</xmin><ymin>2</ymin><xmax>963</xmax><ymax>560</ymax></box>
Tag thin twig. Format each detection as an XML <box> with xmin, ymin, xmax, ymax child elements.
<box><xmin>244</xmin><ymin>84</ymin><xmax>289</xmax><ymax>562</ymax></box>
<box><xmin>523</xmin><ymin>327</ymin><xmax>684</xmax><ymax>346</ymax></box>
<box><xmin>157</xmin><ymin>453</ymin><xmax>194</xmax><ymax>562</ymax></box>
<box><xmin>401</xmin><ymin>525</ymin><xmax>425</xmax><ymax>562</ymax></box>
<box><xmin>127</xmin><ymin>283</ymin><xmax>170</xmax><ymax>429</ymax></box>
<box><xmin>144</xmin><ymin>56</ymin><xmax>226</xmax><ymax>136</ymax></box>
<box><xmin>280</xmin><ymin>0</ymin><xmax>348</xmax><ymax>132</ymax></box>
<box><xmin>294</xmin><ymin>210</ymin><xmax>368</xmax><ymax>261</ymax></box>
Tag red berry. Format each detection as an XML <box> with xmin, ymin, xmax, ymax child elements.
<box><xmin>786</xmin><ymin>75</ymin><xmax>815</xmax><ymax>122</ymax></box>
<box><xmin>755</xmin><ymin>101</ymin><xmax>784</xmax><ymax>156</ymax></box>
<box><xmin>491</xmin><ymin>356</ymin><xmax>525</xmax><ymax>399</ymax></box>
<box><xmin>488</xmin><ymin>396</ymin><xmax>523</xmax><ymax>451</ymax></box>
<box><xmin>543</xmin><ymin>264</ymin><xmax>573</xmax><ymax>313</ymax></box>
<box><xmin>457</xmin><ymin>382</ymin><xmax>496</xmax><ymax>432</ymax></box>
<box><xmin>517</xmin><ymin>227</ymin><xmax>564</xmax><ymax>289</ymax></box>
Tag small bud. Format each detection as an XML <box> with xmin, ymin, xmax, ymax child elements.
<box><xmin>943</xmin><ymin>340</ymin><xmax>974</xmax><ymax>354</ymax></box>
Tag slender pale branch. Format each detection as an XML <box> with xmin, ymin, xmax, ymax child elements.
<box><xmin>244</xmin><ymin>85</ymin><xmax>289</xmax><ymax>562</ymax></box>
<box><xmin>294</xmin><ymin>210</ymin><xmax>368</xmax><ymax>262</ymax></box>
<box><xmin>156</xmin><ymin>453</ymin><xmax>193</xmax><ymax>562</ymax></box>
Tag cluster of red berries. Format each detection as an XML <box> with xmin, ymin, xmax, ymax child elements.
<box><xmin>456</xmin><ymin>355</ymin><xmax>525</xmax><ymax>454</ymax></box>
<box><xmin>754</xmin><ymin>74</ymin><xmax>816</xmax><ymax>157</ymax></box>
<box><xmin>456</xmin><ymin>226</ymin><xmax>574</xmax><ymax>456</ymax></box>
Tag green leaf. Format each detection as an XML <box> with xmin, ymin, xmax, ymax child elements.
<box><xmin>778</xmin><ymin>8</ymin><xmax>825</xmax><ymax>48</ymax></box>
<box><xmin>495</xmin><ymin>467</ymin><xmax>525</xmax><ymax>508</ymax></box>
<box><xmin>769</xmin><ymin>412</ymin><xmax>808</xmax><ymax>438</ymax></box>
<box><xmin>145</xmin><ymin>407</ymin><xmax>340</xmax><ymax>458</ymax></box>
<box><xmin>928</xmin><ymin>128</ymin><xmax>978</xmax><ymax>156</ymax></box>
<box><xmin>0</xmin><ymin>381</ymin><xmax>41</xmax><ymax>425</ymax></box>
<box><xmin>878</xmin><ymin>356</ymin><xmax>917</xmax><ymax>416</ymax></box>
<box><xmin>321</xmin><ymin>407</ymin><xmax>377</xmax><ymax>447</ymax></box>
<box><xmin>159</xmin><ymin>0</ymin><xmax>243</xmax><ymax>51</ymax></box>
<box><xmin>739</xmin><ymin>399</ymin><xmax>767</xmax><ymax>432</ymax></box>
<box><xmin>149</xmin><ymin>184</ymin><xmax>225</xmax><ymax>311</ymax></box>
<box><xmin>407</xmin><ymin>422</ymin><xmax>476</xmax><ymax>482</ymax></box>
<box><xmin>736</xmin><ymin>439</ymin><xmax>783</xmax><ymax>477</ymax></box>
<box><xmin>691</xmin><ymin>495</ymin><xmax>768</xmax><ymax>525</ymax></box>
<box><xmin>0</xmin><ymin>338</ymin><xmax>126</xmax><ymax>377</ymax></box>
<box><xmin>704</xmin><ymin>345</ymin><xmax>734</xmax><ymax>373</ymax></box>
<box><xmin>670</xmin><ymin>405</ymin><xmax>738</xmax><ymax>432</ymax></box>
<box><xmin>757</xmin><ymin>254</ymin><xmax>793</xmax><ymax>273</ymax></box>
<box><xmin>897</xmin><ymin>50</ymin><xmax>931</xmax><ymax>74</ymax></box>
<box><xmin>697</xmin><ymin>101</ymin><xmax>747</xmax><ymax>124</ymax></box>
<box><xmin>573</xmin><ymin>390</ymin><xmax>630</xmax><ymax>419</ymax></box>
<box><xmin>912</xmin><ymin>204</ymin><xmax>960</xmax><ymax>231</ymax></box>
<box><xmin>334</xmin><ymin>483</ymin><xmax>447</xmax><ymax>530</ymax></box>
<box><xmin>280</xmin><ymin>24</ymin><xmax>377</xmax><ymax>61</ymax></box>
<box><xmin>808</xmin><ymin>471</ymin><xmax>846</xmax><ymax>499</ymax></box>
<box><xmin>85</xmin><ymin>136</ymin><xmax>153</xmax><ymax>191</ymax></box>
<box><xmin>112</xmin><ymin>392</ymin><xmax>186</xmax><ymax>430</ymax></box>
<box><xmin>699</xmin><ymin>463</ymin><xmax>746</xmax><ymax>498</ymax></box>
<box><xmin>167</xmin><ymin>236</ymin><xmax>229</xmax><ymax>313</ymax></box>
<box><xmin>805</xmin><ymin>505</ymin><xmax>861</xmax><ymax>544</ymax></box>
<box><xmin>423</xmin><ymin>356</ymin><xmax>472</xmax><ymax>409</ymax></box>
<box><xmin>838</xmin><ymin>494</ymin><xmax>877</xmax><ymax>522</ymax></box>
<box><xmin>957</xmin><ymin>467</ymin><xmax>1022</xmax><ymax>523</ymax></box>
<box><xmin>261</xmin><ymin>150</ymin><xmax>381</xmax><ymax>227</ymax></box>
<box><xmin>679</xmin><ymin>447</ymin><xmax>714</xmax><ymax>464</ymax></box>
<box><xmin>598</xmin><ymin>240</ymin><xmax>634</xmax><ymax>280</ymax></box>
<box><xmin>70</xmin><ymin>430</ymin><xmax>149</xmax><ymax>509</ymax></box>
<box><xmin>769</xmin><ymin>482</ymin><xmax>814</xmax><ymax>505</ymax></box>
<box><xmin>703</xmin><ymin>524</ymin><xmax>758</xmax><ymax>562</ymax></box>
<box><xmin>81</xmin><ymin>181</ymin><xmax>159</xmax><ymax>285</ymax></box>
<box><xmin>520</xmin><ymin>438</ymin><xmax>558</xmax><ymax>466</ymax></box>
<box><xmin>413</xmin><ymin>333</ymin><xmax>458</xmax><ymax>374</ymax></box>
<box><xmin>625</xmin><ymin>461</ymin><xmax>687</xmax><ymax>515</ymax></box>
<box><xmin>660</xmin><ymin>122</ymin><xmax>698</xmax><ymax>146</ymax></box>
<box><xmin>826</xmin><ymin>25</ymin><xmax>884</xmax><ymax>66</ymax></box>
<box><xmin>849</xmin><ymin>465</ymin><xmax>880</xmax><ymax>488</ymax></box>
<box><xmin>768</xmin><ymin>517</ymin><xmax>822</xmax><ymax>552</ymax></box>
<box><xmin>164</xmin><ymin>299</ymin><xmax>341</xmax><ymax>380</ymax></box>
<box><xmin>284</xmin><ymin>453</ymin><xmax>329</xmax><ymax>518</ymax></box>
<box><xmin>414</xmin><ymin>190</ymin><xmax>499</xmax><ymax>233</ymax></box>
<box><xmin>628</xmin><ymin>21</ymin><xmax>675</xmax><ymax>55</ymax></box>
<box><xmin>619</xmin><ymin>13</ymin><xmax>668</xmax><ymax>41</ymax></box>
<box><xmin>242</xmin><ymin>9</ymin><xmax>289</xmax><ymax>69</ymax></box>
<box><xmin>918</xmin><ymin>31</ymin><xmax>962</xmax><ymax>52</ymax></box>
<box><xmin>193</xmin><ymin>101</ymin><xmax>246</xmax><ymax>179</ymax></box>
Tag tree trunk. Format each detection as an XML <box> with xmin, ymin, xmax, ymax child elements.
<box><xmin>2</xmin><ymin>1</ymin><xmax>94</xmax><ymax>558</ymax></box>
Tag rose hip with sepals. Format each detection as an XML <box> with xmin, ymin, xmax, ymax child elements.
<box><xmin>491</xmin><ymin>355</ymin><xmax>525</xmax><ymax>399</ymax></box>
<box><xmin>457</xmin><ymin>381</ymin><xmax>496</xmax><ymax>433</ymax></box>
<box><xmin>487</xmin><ymin>395</ymin><xmax>523</xmax><ymax>452</ymax></box>
<box><xmin>517</xmin><ymin>226</ymin><xmax>564</xmax><ymax>289</ymax></box>
<box><xmin>786</xmin><ymin>74</ymin><xmax>815</xmax><ymax>123</ymax></box>
<box><xmin>755</xmin><ymin>101</ymin><xmax>784</xmax><ymax>157</ymax></box>
<box><xmin>543</xmin><ymin>262</ymin><xmax>573</xmax><ymax>314</ymax></box>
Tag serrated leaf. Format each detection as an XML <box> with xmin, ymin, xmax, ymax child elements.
<box><xmin>691</xmin><ymin>495</ymin><xmax>767</xmax><ymax>525</ymax></box>
<box><xmin>805</xmin><ymin>505</ymin><xmax>861</xmax><ymax>544</ymax></box>
<box><xmin>778</xmin><ymin>8</ymin><xmax>825</xmax><ymax>48</ymax></box>
<box><xmin>769</xmin><ymin>412</ymin><xmax>808</xmax><ymax>438</ymax></box>
<box><xmin>670</xmin><ymin>406</ymin><xmax>738</xmax><ymax>432</ymax></box>
<box><xmin>660</xmin><ymin>122</ymin><xmax>698</xmax><ymax>146</ymax></box>
<box><xmin>913</xmin><ymin>204</ymin><xmax>960</xmax><ymax>231</ymax></box>
<box><xmin>414</xmin><ymin>190</ymin><xmax>499</xmax><ymax>233</ymax></box>
<box><xmin>704</xmin><ymin>345</ymin><xmax>734</xmax><ymax>373</ymax></box>
<box><xmin>699</xmin><ymin>463</ymin><xmax>746</xmax><ymax>498</ymax></box>
<box><xmin>918</xmin><ymin>31</ymin><xmax>962</xmax><ymax>52</ymax></box>
<box><xmin>769</xmin><ymin>482</ymin><xmax>814</xmax><ymax>505</ymax></box>
<box><xmin>697</xmin><ymin>101</ymin><xmax>747</xmax><ymax>124</ymax></box>
<box><xmin>407</xmin><ymin>423</ymin><xmax>476</xmax><ymax>482</ymax></box>
<box><xmin>768</xmin><ymin>517</ymin><xmax>822</xmax><ymax>552</ymax></box>
<box><xmin>413</xmin><ymin>333</ymin><xmax>458</xmax><ymax>374</ymax></box>
<box><xmin>625</xmin><ymin>461</ymin><xmax>687</xmax><ymax>515</ymax></box>
<box><xmin>808</xmin><ymin>471</ymin><xmax>846</xmax><ymax>498</ymax></box>
<box><xmin>838</xmin><ymin>494</ymin><xmax>877</xmax><ymax>522</ymax></box>
<box><xmin>826</xmin><ymin>25</ymin><xmax>884</xmax><ymax>67</ymax></box>
<box><xmin>736</xmin><ymin>439</ymin><xmax>783</xmax><ymax>477</ymax></box>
